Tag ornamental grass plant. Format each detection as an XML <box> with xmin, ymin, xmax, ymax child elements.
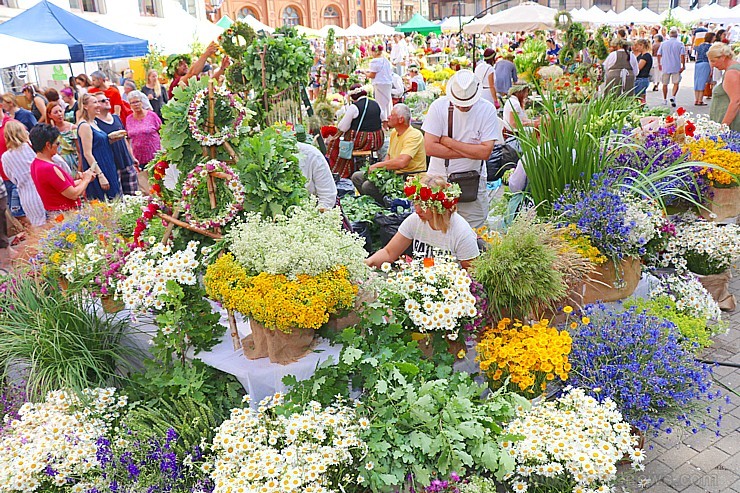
<box><xmin>568</xmin><ymin>303</ymin><xmax>727</xmax><ymax>437</ymax></box>
<box><xmin>0</xmin><ymin>278</ymin><xmax>135</xmax><ymax>399</ymax></box>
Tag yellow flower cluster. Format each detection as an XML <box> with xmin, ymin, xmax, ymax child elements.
<box><xmin>476</xmin><ymin>318</ymin><xmax>572</xmax><ymax>398</ymax></box>
<box><xmin>205</xmin><ymin>254</ymin><xmax>357</xmax><ymax>333</ymax></box>
<box><xmin>558</xmin><ymin>224</ymin><xmax>607</xmax><ymax>265</ymax></box>
<box><xmin>685</xmin><ymin>138</ymin><xmax>740</xmax><ymax>186</ymax></box>
<box><xmin>475</xmin><ymin>226</ymin><xmax>501</xmax><ymax>246</ymax></box>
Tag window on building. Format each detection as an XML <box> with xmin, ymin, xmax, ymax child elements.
<box><xmin>452</xmin><ymin>3</ymin><xmax>464</xmax><ymax>15</ymax></box>
<box><xmin>282</xmin><ymin>6</ymin><xmax>300</xmax><ymax>26</ymax></box>
<box><xmin>239</xmin><ymin>7</ymin><xmax>258</xmax><ymax>19</ymax></box>
<box><xmin>81</xmin><ymin>0</ymin><xmax>98</xmax><ymax>12</ymax></box>
<box><xmin>323</xmin><ymin>5</ymin><xmax>340</xmax><ymax>25</ymax></box>
<box><xmin>179</xmin><ymin>0</ymin><xmax>197</xmax><ymax>16</ymax></box>
<box><xmin>140</xmin><ymin>0</ymin><xmax>159</xmax><ymax>16</ymax></box>
<box><xmin>356</xmin><ymin>10</ymin><xmax>363</xmax><ymax>26</ymax></box>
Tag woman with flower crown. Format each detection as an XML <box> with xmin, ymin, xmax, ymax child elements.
<box><xmin>365</xmin><ymin>174</ymin><xmax>479</xmax><ymax>269</ymax></box>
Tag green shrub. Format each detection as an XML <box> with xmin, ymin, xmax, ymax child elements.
<box><xmin>623</xmin><ymin>295</ymin><xmax>716</xmax><ymax>348</ymax></box>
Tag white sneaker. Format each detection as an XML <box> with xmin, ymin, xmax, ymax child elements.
<box><xmin>663</xmin><ymin>99</ymin><xmax>668</xmax><ymax>105</ymax></box>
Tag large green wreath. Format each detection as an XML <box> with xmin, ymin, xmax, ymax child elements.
<box><xmin>219</xmin><ymin>21</ymin><xmax>256</xmax><ymax>59</ymax></box>
<box><xmin>241</xmin><ymin>27</ymin><xmax>313</xmax><ymax>97</ymax></box>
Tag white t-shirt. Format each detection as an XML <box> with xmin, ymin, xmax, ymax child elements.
<box><xmin>398</xmin><ymin>212</ymin><xmax>480</xmax><ymax>261</ymax></box>
<box><xmin>474</xmin><ymin>61</ymin><xmax>494</xmax><ymax>88</ymax></box>
<box><xmin>296</xmin><ymin>142</ymin><xmax>338</xmax><ymax>210</ymax></box>
<box><xmin>369</xmin><ymin>57</ymin><xmax>393</xmax><ymax>85</ymax></box>
<box><xmin>391</xmin><ymin>73</ymin><xmax>405</xmax><ymax>97</ymax></box>
<box><xmin>422</xmin><ymin>97</ymin><xmax>503</xmax><ymax>229</ymax></box>
<box><xmin>503</xmin><ymin>97</ymin><xmax>527</xmax><ymax>131</ymax></box>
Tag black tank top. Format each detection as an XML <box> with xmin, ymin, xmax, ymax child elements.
<box><xmin>349</xmin><ymin>98</ymin><xmax>382</xmax><ymax>132</ymax></box>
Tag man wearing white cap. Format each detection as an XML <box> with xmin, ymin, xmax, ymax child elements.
<box><xmin>422</xmin><ymin>69</ymin><xmax>504</xmax><ymax>229</ymax></box>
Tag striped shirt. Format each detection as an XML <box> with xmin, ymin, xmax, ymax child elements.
<box><xmin>2</xmin><ymin>144</ymin><xmax>47</xmax><ymax>226</ymax></box>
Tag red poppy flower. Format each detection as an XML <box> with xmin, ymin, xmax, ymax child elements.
<box><xmin>404</xmin><ymin>185</ymin><xmax>417</xmax><ymax>197</ymax></box>
<box><xmin>419</xmin><ymin>187</ymin><xmax>432</xmax><ymax>201</ymax></box>
<box><xmin>442</xmin><ymin>199</ymin><xmax>454</xmax><ymax>209</ymax></box>
<box><xmin>677</xmin><ymin>107</ymin><xmax>686</xmax><ymax>116</ymax></box>
<box><xmin>685</xmin><ymin>121</ymin><xmax>696</xmax><ymax>137</ymax></box>
<box><xmin>433</xmin><ymin>191</ymin><xmax>446</xmax><ymax>201</ymax></box>
<box><xmin>665</xmin><ymin>116</ymin><xmax>675</xmax><ymax>124</ymax></box>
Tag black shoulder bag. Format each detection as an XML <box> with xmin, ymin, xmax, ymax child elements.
<box><xmin>445</xmin><ymin>104</ymin><xmax>482</xmax><ymax>203</ymax></box>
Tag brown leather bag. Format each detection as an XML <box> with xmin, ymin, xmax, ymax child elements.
<box><xmin>704</xmin><ymin>83</ymin><xmax>713</xmax><ymax>98</ymax></box>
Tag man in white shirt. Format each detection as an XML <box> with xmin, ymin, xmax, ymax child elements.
<box><xmin>296</xmin><ymin>142</ymin><xmax>337</xmax><ymax>210</ymax></box>
<box><xmin>657</xmin><ymin>28</ymin><xmax>686</xmax><ymax>107</ymax></box>
<box><xmin>390</xmin><ymin>34</ymin><xmax>409</xmax><ymax>76</ymax></box>
<box><xmin>422</xmin><ymin>70</ymin><xmax>504</xmax><ymax>228</ymax></box>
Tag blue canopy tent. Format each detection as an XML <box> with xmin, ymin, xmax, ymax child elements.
<box><xmin>0</xmin><ymin>0</ymin><xmax>148</xmax><ymax>62</ymax></box>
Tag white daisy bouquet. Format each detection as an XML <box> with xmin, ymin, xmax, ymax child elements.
<box><xmin>650</xmin><ymin>273</ymin><xmax>722</xmax><ymax>322</ymax></box>
<box><xmin>659</xmin><ymin>216</ymin><xmax>740</xmax><ymax>275</ymax></box>
<box><xmin>208</xmin><ymin>393</ymin><xmax>369</xmax><ymax>493</ymax></box>
<box><xmin>117</xmin><ymin>241</ymin><xmax>200</xmax><ymax>313</ymax></box>
<box><xmin>501</xmin><ymin>387</ymin><xmax>644</xmax><ymax>493</ymax></box>
<box><xmin>381</xmin><ymin>255</ymin><xmax>477</xmax><ymax>340</ymax></box>
<box><xmin>0</xmin><ymin>388</ymin><xmax>127</xmax><ymax>493</ymax></box>
<box><xmin>621</xmin><ymin>194</ymin><xmax>666</xmax><ymax>256</ymax></box>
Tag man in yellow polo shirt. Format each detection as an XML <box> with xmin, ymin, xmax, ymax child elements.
<box><xmin>351</xmin><ymin>103</ymin><xmax>427</xmax><ymax>203</ymax></box>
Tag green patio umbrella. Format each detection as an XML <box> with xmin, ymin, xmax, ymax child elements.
<box><xmin>216</xmin><ymin>15</ymin><xmax>234</xmax><ymax>29</ymax></box>
<box><xmin>395</xmin><ymin>14</ymin><xmax>442</xmax><ymax>34</ymax></box>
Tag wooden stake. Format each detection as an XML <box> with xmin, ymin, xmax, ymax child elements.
<box><xmin>161</xmin><ymin>205</ymin><xmax>180</xmax><ymax>244</ymax></box>
<box><xmin>157</xmin><ymin>212</ymin><xmax>223</xmax><ymax>240</ymax></box>
<box><xmin>227</xmin><ymin>309</ymin><xmax>241</xmax><ymax>350</ymax></box>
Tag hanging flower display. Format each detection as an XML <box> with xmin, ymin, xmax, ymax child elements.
<box><xmin>187</xmin><ymin>86</ymin><xmax>248</xmax><ymax>146</ymax></box>
<box><xmin>180</xmin><ymin>160</ymin><xmax>246</xmax><ymax>229</ymax></box>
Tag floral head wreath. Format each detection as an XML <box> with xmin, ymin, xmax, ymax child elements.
<box><xmin>403</xmin><ymin>175</ymin><xmax>461</xmax><ymax>214</ymax></box>
<box><xmin>348</xmin><ymin>86</ymin><xmax>366</xmax><ymax>96</ymax></box>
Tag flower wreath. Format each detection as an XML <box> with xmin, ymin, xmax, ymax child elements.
<box><xmin>403</xmin><ymin>175</ymin><xmax>461</xmax><ymax>214</ymax></box>
<box><xmin>187</xmin><ymin>86</ymin><xmax>248</xmax><ymax>146</ymax></box>
<box><xmin>218</xmin><ymin>21</ymin><xmax>256</xmax><ymax>59</ymax></box>
<box><xmin>181</xmin><ymin>160</ymin><xmax>246</xmax><ymax>229</ymax></box>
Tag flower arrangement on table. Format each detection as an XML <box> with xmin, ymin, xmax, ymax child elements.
<box><xmin>208</xmin><ymin>393</ymin><xmax>369</xmax><ymax>493</ymax></box>
<box><xmin>180</xmin><ymin>159</ymin><xmax>246</xmax><ymax>229</ymax></box>
<box><xmin>684</xmin><ymin>136</ymin><xmax>740</xmax><ymax>187</ymax></box>
<box><xmin>567</xmin><ymin>303</ymin><xmax>727</xmax><ymax>437</ymax></box>
<box><xmin>501</xmin><ymin>387</ymin><xmax>645</xmax><ymax>493</ymax></box>
<box><xmin>0</xmin><ymin>388</ymin><xmax>127</xmax><ymax>493</ymax></box>
<box><xmin>476</xmin><ymin>317</ymin><xmax>572</xmax><ymax>399</ymax></box>
<box><xmin>658</xmin><ymin>216</ymin><xmax>740</xmax><ymax>275</ymax></box>
<box><xmin>538</xmin><ymin>73</ymin><xmax>597</xmax><ymax>103</ymax></box>
<box><xmin>635</xmin><ymin>107</ymin><xmax>696</xmax><ymax>143</ymax></box>
<box><xmin>379</xmin><ymin>255</ymin><xmax>477</xmax><ymax>343</ymax></box>
<box><xmin>205</xmin><ymin>205</ymin><xmax>367</xmax><ymax>362</ymax></box>
<box><xmin>405</xmin><ymin>86</ymin><xmax>442</xmax><ymax>122</ymax></box>
<box><xmin>117</xmin><ymin>240</ymin><xmax>223</xmax><ymax>364</ymax></box>
<box><xmin>187</xmin><ymin>84</ymin><xmax>249</xmax><ymax>147</ymax></box>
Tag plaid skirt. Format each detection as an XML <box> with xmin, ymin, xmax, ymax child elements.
<box><xmin>118</xmin><ymin>165</ymin><xmax>140</xmax><ymax>196</ymax></box>
<box><xmin>326</xmin><ymin>129</ymin><xmax>385</xmax><ymax>178</ymax></box>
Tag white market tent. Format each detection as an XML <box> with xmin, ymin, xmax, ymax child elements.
<box><xmin>635</xmin><ymin>8</ymin><xmax>662</xmax><ymax>24</ymax></box>
<box><xmin>689</xmin><ymin>3</ymin><xmax>732</xmax><ymax>23</ymax></box>
<box><xmin>570</xmin><ymin>8</ymin><xmax>592</xmax><ymax>24</ymax></box>
<box><xmin>615</xmin><ymin>6</ymin><xmax>640</xmax><ymax>24</ymax></box>
<box><xmin>711</xmin><ymin>5</ymin><xmax>740</xmax><ymax>24</ymax></box>
<box><xmin>365</xmin><ymin>21</ymin><xmax>396</xmax><ymax>36</ymax></box>
<box><xmin>241</xmin><ymin>14</ymin><xmax>275</xmax><ymax>34</ymax></box>
<box><xmin>0</xmin><ymin>34</ymin><xmax>71</xmax><ymax>68</ymax></box>
<box><xmin>463</xmin><ymin>2</ymin><xmax>557</xmax><ymax>34</ymax></box>
<box><xmin>295</xmin><ymin>25</ymin><xmax>322</xmax><ymax>37</ymax></box>
<box><xmin>342</xmin><ymin>23</ymin><xmax>369</xmax><ymax>37</ymax></box>
<box><xmin>603</xmin><ymin>9</ymin><xmax>620</xmax><ymax>24</ymax></box>
<box><xmin>583</xmin><ymin>6</ymin><xmax>609</xmax><ymax>24</ymax></box>
<box><xmin>318</xmin><ymin>24</ymin><xmax>345</xmax><ymax>37</ymax></box>
<box><xmin>440</xmin><ymin>16</ymin><xmax>474</xmax><ymax>32</ymax></box>
<box><xmin>661</xmin><ymin>7</ymin><xmax>694</xmax><ymax>23</ymax></box>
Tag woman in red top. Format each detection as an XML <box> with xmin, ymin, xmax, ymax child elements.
<box><xmin>29</xmin><ymin>124</ymin><xmax>95</xmax><ymax>212</ymax></box>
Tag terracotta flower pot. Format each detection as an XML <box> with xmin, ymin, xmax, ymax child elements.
<box><xmin>101</xmin><ymin>295</ymin><xmax>124</xmax><ymax>313</ymax></box>
<box><xmin>699</xmin><ymin>186</ymin><xmax>740</xmax><ymax>222</ymax></box>
<box><xmin>242</xmin><ymin>320</ymin><xmax>315</xmax><ymax>365</ymax></box>
<box><xmin>573</xmin><ymin>257</ymin><xmax>641</xmax><ymax>305</ymax></box>
<box><xmin>696</xmin><ymin>270</ymin><xmax>736</xmax><ymax>311</ymax></box>
<box><xmin>412</xmin><ymin>332</ymin><xmax>465</xmax><ymax>360</ymax></box>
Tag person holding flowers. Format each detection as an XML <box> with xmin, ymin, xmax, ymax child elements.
<box><xmin>365</xmin><ymin>174</ymin><xmax>479</xmax><ymax>269</ymax></box>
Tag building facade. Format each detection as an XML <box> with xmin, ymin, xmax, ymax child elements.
<box><xmin>220</xmin><ymin>0</ymin><xmax>378</xmax><ymax>28</ymax></box>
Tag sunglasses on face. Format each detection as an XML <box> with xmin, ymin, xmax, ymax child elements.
<box><xmin>97</xmin><ymin>98</ymin><xmax>110</xmax><ymax>103</ymax></box>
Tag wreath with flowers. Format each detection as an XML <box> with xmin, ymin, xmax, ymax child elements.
<box><xmin>181</xmin><ymin>160</ymin><xmax>246</xmax><ymax>229</ymax></box>
<box><xmin>403</xmin><ymin>176</ymin><xmax>461</xmax><ymax>214</ymax></box>
<box><xmin>218</xmin><ymin>21</ymin><xmax>256</xmax><ymax>59</ymax></box>
<box><xmin>187</xmin><ymin>86</ymin><xmax>248</xmax><ymax>146</ymax></box>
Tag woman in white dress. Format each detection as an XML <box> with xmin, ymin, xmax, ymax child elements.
<box><xmin>473</xmin><ymin>48</ymin><xmax>499</xmax><ymax>108</ymax></box>
<box><xmin>366</xmin><ymin>45</ymin><xmax>394</xmax><ymax>123</ymax></box>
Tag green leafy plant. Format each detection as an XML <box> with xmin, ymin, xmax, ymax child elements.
<box><xmin>0</xmin><ymin>278</ymin><xmax>135</xmax><ymax>399</ymax></box>
<box><xmin>513</xmin><ymin>37</ymin><xmax>547</xmax><ymax>81</ymax></box>
<box><xmin>236</xmin><ymin>127</ymin><xmax>308</xmax><ymax>218</ymax></box>
<box><xmin>471</xmin><ymin>214</ymin><xmax>567</xmax><ymax>321</ymax></box>
<box><xmin>366</xmin><ymin>166</ymin><xmax>406</xmax><ymax>198</ymax></box>
<box><xmin>624</xmin><ymin>296</ymin><xmax>721</xmax><ymax>348</ymax></box>
<box><xmin>341</xmin><ymin>194</ymin><xmax>386</xmax><ymax>223</ymax></box>
<box><xmin>242</xmin><ymin>28</ymin><xmax>312</xmax><ymax>97</ymax></box>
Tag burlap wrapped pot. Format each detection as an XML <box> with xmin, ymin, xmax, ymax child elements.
<box><xmin>242</xmin><ymin>320</ymin><xmax>315</xmax><ymax>365</ymax></box>
<box><xmin>574</xmin><ymin>257</ymin><xmax>641</xmax><ymax>305</ymax></box>
<box><xmin>696</xmin><ymin>270</ymin><xmax>736</xmax><ymax>311</ymax></box>
<box><xmin>699</xmin><ymin>186</ymin><xmax>740</xmax><ymax>222</ymax></box>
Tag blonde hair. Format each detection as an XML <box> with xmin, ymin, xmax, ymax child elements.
<box><xmin>147</xmin><ymin>69</ymin><xmax>162</xmax><ymax>98</ymax></box>
<box><xmin>707</xmin><ymin>42</ymin><xmax>734</xmax><ymax>60</ymax></box>
<box><xmin>79</xmin><ymin>93</ymin><xmax>96</xmax><ymax>121</ymax></box>
<box><xmin>417</xmin><ymin>174</ymin><xmax>455</xmax><ymax>233</ymax></box>
<box><xmin>3</xmin><ymin>120</ymin><xmax>28</xmax><ymax>150</ymax></box>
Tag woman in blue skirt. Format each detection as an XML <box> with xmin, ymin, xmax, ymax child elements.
<box><xmin>693</xmin><ymin>32</ymin><xmax>714</xmax><ymax>106</ymax></box>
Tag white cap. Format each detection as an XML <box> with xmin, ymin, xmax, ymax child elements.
<box><xmin>446</xmin><ymin>69</ymin><xmax>481</xmax><ymax>108</ymax></box>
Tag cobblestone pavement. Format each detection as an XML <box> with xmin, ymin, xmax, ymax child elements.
<box><xmin>618</xmin><ymin>269</ymin><xmax>740</xmax><ymax>493</ymax></box>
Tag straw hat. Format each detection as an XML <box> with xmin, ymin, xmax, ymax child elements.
<box><xmin>447</xmin><ymin>69</ymin><xmax>481</xmax><ymax>108</ymax></box>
